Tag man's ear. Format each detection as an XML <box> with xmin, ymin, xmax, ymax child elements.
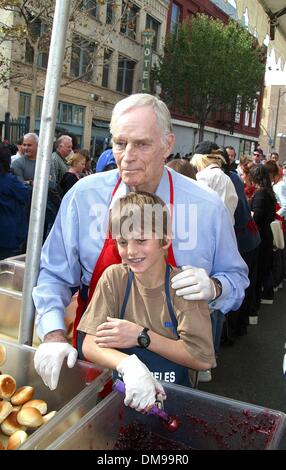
<box><xmin>164</xmin><ymin>133</ymin><xmax>175</xmax><ymax>159</ymax></box>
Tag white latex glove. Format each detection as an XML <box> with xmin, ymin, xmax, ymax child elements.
<box><xmin>34</xmin><ymin>342</ymin><xmax>78</xmax><ymax>391</ymax></box>
<box><xmin>116</xmin><ymin>354</ymin><xmax>166</xmax><ymax>411</ymax></box>
<box><xmin>171</xmin><ymin>265</ymin><xmax>216</xmax><ymax>301</ymax></box>
<box><xmin>283</xmin><ymin>354</ymin><xmax>286</xmax><ymax>376</ymax></box>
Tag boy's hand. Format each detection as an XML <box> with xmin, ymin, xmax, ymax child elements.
<box><xmin>116</xmin><ymin>354</ymin><xmax>166</xmax><ymax>411</ymax></box>
<box><xmin>95</xmin><ymin>317</ymin><xmax>141</xmax><ymax>348</ymax></box>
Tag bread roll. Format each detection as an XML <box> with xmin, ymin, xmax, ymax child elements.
<box><xmin>0</xmin><ymin>345</ymin><xmax>6</xmax><ymax>367</ymax></box>
<box><xmin>0</xmin><ymin>401</ymin><xmax>13</xmax><ymax>424</ymax></box>
<box><xmin>22</xmin><ymin>399</ymin><xmax>47</xmax><ymax>415</ymax></box>
<box><xmin>7</xmin><ymin>430</ymin><xmax>28</xmax><ymax>450</ymax></box>
<box><xmin>0</xmin><ymin>375</ymin><xmax>16</xmax><ymax>400</ymax></box>
<box><xmin>1</xmin><ymin>411</ymin><xmax>27</xmax><ymax>436</ymax></box>
<box><xmin>0</xmin><ymin>440</ymin><xmax>5</xmax><ymax>450</ymax></box>
<box><xmin>42</xmin><ymin>410</ymin><xmax>57</xmax><ymax>423</ymax></box>
<box><xmin>17</xmin><ymin>407</ymin><xmax>43</xmax><ymax>428</ymax></box>
<box><xmin>0</xmin><ymin>432</ymin><xmax>9</xmax><ymax>449</ymax></box>
<box><xmin>11</xmin><ymin>386</ymin><xmax>34</xmax><ymax>405</ymax></box>
<box><xmin>12</xmin><ymin>406</ymin><xmax>21</xmax><ymax>412</ymax></box>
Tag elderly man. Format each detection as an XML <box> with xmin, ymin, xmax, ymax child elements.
<box><xmin>11</xmin><ymin>132</ymin><xmax>38</xmax><ymax>185</ymax></box>
<box><xmin>50</xmin><ymin>135</ymin><xmax>73</xmax><ymax>195</ymax></box>
<box><xmin>33</xmin><ymin>94</ymin><xmax>249</xmax><ymax>394</ymax></box>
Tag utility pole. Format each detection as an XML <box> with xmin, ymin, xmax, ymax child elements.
<box><xmin>273</xmin><ymin>88</ymin><xmax>286</xmax><ymax>149</ymax></box>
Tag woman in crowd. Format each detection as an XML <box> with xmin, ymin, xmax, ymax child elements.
<box><xmin>249</xmin><ymin>165</ymin><xmax>276</xmax><ymax>310</ymax></box>
<box><xmin>60</xmin><ymin>152</ymin><xmax>86</xmax><ymax>196</ymax></box>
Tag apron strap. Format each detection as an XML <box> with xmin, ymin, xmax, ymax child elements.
<box><xmin>165</xmin><ymin>264</ymin><xmax>179</xmax><ymax>337</ymax></box>
<box><xmin>119</xmin><ymin>269</ymin><xmax>134</xmax><ymax>319</ymax></box>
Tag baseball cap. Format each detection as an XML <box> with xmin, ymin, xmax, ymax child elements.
<box><xmin>96</xmin><ymin>149</ymin><xmax>116</xmax><ymax>172</ymax></box>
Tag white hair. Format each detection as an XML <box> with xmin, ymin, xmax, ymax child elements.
<box><xmin>23</xmin><ymin>132</ymin><xmax>39</xmax><ymax>143</ymax></box>
<box><xmin>56</xmin><ymin>135</ymin><xmax>72</xmax><ymax>148</ymax></box>
<box><xmin>110</xmin><ymin>94</ymin><xmax>172</xmax><ymax>144</ymax></box>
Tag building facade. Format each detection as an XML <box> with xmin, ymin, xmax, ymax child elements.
<box><xmin>260</xmin><ymin>84</ymin><xmax>286</xmax><ymax>161</ymax></box>
<box><xmin>167</xmin><ymin>0</ymin><xmax>265</xmax><ymax>157</ymax></box>
<box><xmin>0</xmin><ymin>0</ymin><xmax>169</xmax><ymax>153</ymax></box>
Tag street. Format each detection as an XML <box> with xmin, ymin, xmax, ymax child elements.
<box><xmin>199</xmin><ymin>282</ymin><xmax>286</xmax><ymax>449</ymax></box>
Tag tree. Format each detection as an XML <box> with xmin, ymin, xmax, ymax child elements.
<box><xmin>0</xmin><ymin>0</ymin><xmax>130</xmax><ymax>132</ymax></box>
<box><xmin>153</xmin><ymin>14</ymin><xmax>266</xmax><ymax>141</ymax></box>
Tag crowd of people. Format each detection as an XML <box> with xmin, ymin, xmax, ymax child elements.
<box><xmin>0</xmin><ymin>133</ymin><xmax>107</xmax><ymax>259</ymax></box>
<box><xmin>1</xmin><ymin>93</ymin><xmax>285</xmax><ymax>411</ymax></box>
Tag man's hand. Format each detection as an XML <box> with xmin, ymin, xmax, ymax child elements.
<box><xmin>171</xmin><ymin>265</ymin><xmax>217</xmax><ymax>301</ymax></box>
<box><xmin>95</xmin><ymin>317</ymin><xmax>141</xmax><ymax>348</ymax></box>
<box><xmin>116</xmin><ymin>354</ymin><xmax>166</xmax><ymax>411</ymax></box>
<box><xmin>34</xmin><ymin>331</ymin><xmax>78</xmax><ymax>390</ymax></box>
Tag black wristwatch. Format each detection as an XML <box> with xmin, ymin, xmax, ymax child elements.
<box><xmin>137</xmin><ymin>327</ymin><xmax>150</xmax><ymax>349</ymax></box>
<box><xmin>211</xmin><ymin>277</ymin><xmax>222</xmax><ymax>300</ymax></box>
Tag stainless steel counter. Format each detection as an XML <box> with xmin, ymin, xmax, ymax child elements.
<box><xmin>0</xmin><ymin>338</ymin><xmax>111</xmax><ymax>449</ymax></box>
<box><xmin>0</xmin><ymin>255</ymin><xmax>77</xmax><ymax>344</ymax></box>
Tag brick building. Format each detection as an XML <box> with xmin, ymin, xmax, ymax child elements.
<box><xmin>0</xmin><ymin>1</ymin><xmax>169</xmax><ymax>152</ymax></box>
<box><xmin>166</xmin><ymin>0</ymin><xmax>265</xmax><ymax>157</ymax></box>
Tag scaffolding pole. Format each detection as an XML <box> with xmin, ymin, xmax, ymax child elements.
<box><xmin>19</xmin><ymin>0</ymin><xmax>72</xmax><ymax>345</ymax></box>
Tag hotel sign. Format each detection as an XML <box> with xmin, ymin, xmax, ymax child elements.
<box><xmin>142</xmin><ymin>30</ymin><xmax>155</xmax><ymax>93</ymax></box>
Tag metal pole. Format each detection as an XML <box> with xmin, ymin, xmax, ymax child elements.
<box><xmin>19</xmin><ymin>0</ymin><xmax>72</xmax><ymax>345</ymax></box>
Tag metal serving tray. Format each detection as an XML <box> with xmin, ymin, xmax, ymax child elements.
<box><xmin>0</xmin><ymin>338</ymin><xmax>111</xmax><ymax>450</ymax></box>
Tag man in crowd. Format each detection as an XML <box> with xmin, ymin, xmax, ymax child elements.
<box><xmin>11</xmin><ymin>136</ymin><xmax>25</xmax><ymax>163</ymax></box>
<box><xmin>225</xmin><ymin>145</ymin><xmax>238</xmax><ymax>172</ymax></box>
<box><xmin>33</xmin><ymin>93</ymin><xmax>249</xmax><ymax>395</ymax></box>
<box><xmin>11</xmin><ymin>132</ymin><xmax>38</xmax><ymax>185</ymax></box>
<box><xmin>49</xmin><ymin>135</ymin><xmax>73</xmax><ymax>198</ymax></box>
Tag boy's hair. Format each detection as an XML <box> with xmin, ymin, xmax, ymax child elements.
<box><xmin>110</xmin><ymin>191</ymin><xmax>171</xmax><ymax>245</ymax></box>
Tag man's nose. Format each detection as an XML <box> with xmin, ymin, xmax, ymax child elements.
<box><xmin>122</xmin><ymin>143</ymin><xmax>137</xmax><ymax>160</ymax></box>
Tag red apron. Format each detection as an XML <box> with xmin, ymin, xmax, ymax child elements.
<box><xmin>72</xmin><ymin>169</ymin><xmax>176</xmax><ymax>347</ymax></box>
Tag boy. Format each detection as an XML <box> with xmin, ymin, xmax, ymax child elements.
<box><xmin>77</xmin><ymin>192</ymin><xmax>216</xmax><ymax>411</ymax></box>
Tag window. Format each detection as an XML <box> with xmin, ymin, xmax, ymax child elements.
<box><xmin>170</xmin><ymin>3</ymin><xmax>181</xmax><ymax>37</ymax></box>
<box><xmin>36</xmin><ymin>96</ymin><xmax>43</xmax><ymax>118</ymax></box>
<box><xmin>19</xmin><ymin>93</ymin><xmax>84</xmax><ymax>126</ymax></box>
<box><xmin>80</xmin><ymin>0</ymin><xmax>97</xmax><ymax>17</ymax></box>
<box><xmin>25</xmin><ymin>21</ymin><xmax>49</xmax><ymax>68</ymax></box>
<box><xmin>19</xmin><ymin>93</ymin><xmax>31</xmax><ymax>117</ymax></box>
<box><xmin>244</xmin><ymin>108</ymin><xmax>250</xmax><ymax>127</ymax></box>
<box><xmin>70</xmin><ymin>36</ymin><xmax>95</xmax><ymax>81</ymax></box>
<box><xmin>120</xmin><ymin>3</ymin><xmax>139</xmax><ymax>40</ymax></box>
<box><xmin>19</xmin><ymin>93</ymin><xmax>43</xmax><ymax>118</ymax></box>
<box><xmin>106</xmin><ymin>2</ymin><xmax>114</xmax><ymax>24</ymax></box>
<box><xmin>102</xmin><ymin>50</ymin><xmax>112</xmax><ymax>88</ymax></box>
<box><xmin>146</xmin><ymin>14</ymin><xmax>160</xmax><ymax>52</ymax></box>
<box><xmin>58</xmin><ymin>102</ymin><xmax>84</xmax><ymax>125</ymax></box>
<box><xmin>235</xmin><ymin>96</ymin><xmax>241</xmax><ymax>124</ymax></box>
<box><xmin>251</xmin><ymin>100</ymin><xmax>258</xmax><ymax>128</ymax></box>
<box><xmin>117</xmin><ymin>57</ymin><xmax>135</xmax><ymax>94</ymax></box>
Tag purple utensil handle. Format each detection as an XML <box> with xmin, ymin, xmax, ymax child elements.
<box><xmin>114</xmin><ymin>379</ymin><xmax>169</xmax><ymax>422</ymax></box>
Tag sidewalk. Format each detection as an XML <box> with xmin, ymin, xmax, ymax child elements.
<box><xmin>199</xmin><ymin>284</ymin><xmax>286</xmax><ymax>449</ymax></box>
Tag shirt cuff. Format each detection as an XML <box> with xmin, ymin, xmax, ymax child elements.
<box><xmin>208</xmin><ymin>277</ymin><xmax>231</xmax><ymax>311</ymax></box>
<box><xmin>36</xmin><ymin>310</ymin><xmax>66</xmax><ymax>341</ymax></box>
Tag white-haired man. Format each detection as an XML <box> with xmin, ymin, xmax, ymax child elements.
<box><xmin>33</xmin><ymin>94</ymin><xmax>249</xmax><ymax>404</ymax></box>
<box><xmin>11</xmin><ymin>132</ymin><xmax>38</xmax><ymax>185</ymax></box>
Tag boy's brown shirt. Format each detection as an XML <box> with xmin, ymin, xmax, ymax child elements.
<box><xmin>78</xmin><ymin>264</ymin><xmax>216</xmax><ymax>367</ymax></box>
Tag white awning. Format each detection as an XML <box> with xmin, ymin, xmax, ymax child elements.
<box><xmin>224</xmin><ymin>0</ymin><xmax>286</xmax><ymax>67</ymax></box>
